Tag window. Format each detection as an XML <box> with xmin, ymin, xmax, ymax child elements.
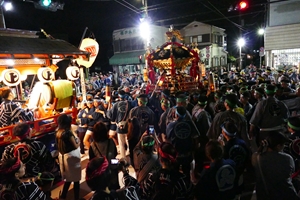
<box><xmin>214</xmin><ymin>35</ymin><xmax>218</xmax><ymax>43</ymax></box>
<box><xmin>198</xmin><ymin>35</ymin><xmax>202</xmax><ymax>42</ymax></box>
<box><xmin>117</xmin><ymin>37</ymin><xmax>145</xmax><ymax>52</ymax></box>
<box><xmin>189</xmin><ymin>35</ymin><xmax>203</xmax><ymax>43</ymax></box>
<box><xmin>190</xmin><ymin>36</ymin><xmax>197</xmax><ymax>43</ymax></box>
<box><xmin>113</xmin><ymin>40</ymin><xmax>120</xmax><ymax>52</ymax></box>
<box><xmin>220</xmin><ymin>57</ymin><xmax>225</xmax><ymax>65</ymax></box>
<box><xmin>214</xmin><ymin>57</ymin><xmax>219</xmax><ymax>66</ymax></box>
<box><xmin>202</xmin><ymin>34</ymin><xmax>210</xmax><ymax>43</ymax></box>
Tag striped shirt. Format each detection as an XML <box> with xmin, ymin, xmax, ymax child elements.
<box><xmin>0</xmin><ymin>100</ymin><xmax>34</xmax><ymax>127</ymax></box>
<box><xmin>1</xmin><ymin>181</ymin><xmax>46</xmax><ymax>200</ymax></box>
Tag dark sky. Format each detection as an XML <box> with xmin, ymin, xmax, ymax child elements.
<box><xmin>3</xmin><ymin>0</ymin><xmax>267</xmax><ymax>70</ymax></box>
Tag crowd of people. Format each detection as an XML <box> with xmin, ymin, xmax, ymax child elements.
<box><xmin>0</xmin><ymin>65</ymin><xmax>299</xmax><ymax>200</ymax></box>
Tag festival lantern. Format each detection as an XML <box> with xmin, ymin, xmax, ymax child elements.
<box><xmin>37</xmin><ymin>67</ymin><xmax>54</xmax><ymax>83</ymax></box>
<box><xmin>208</xmin><ymin>72</ymin><xmax>216</xmax><ymax>92</ymax></box>
<box><xmin>1</xmin><ymin>68</ymin><xmax>21</xmax><ymax>86</ymax></box>
<box><xmin>105</xmin><ymin>85</ymin><xmax>111</xmax><ymax>102</ymax></box>
<box><xmin>66</xmin><ymin>65</ymin><xmax>80</xmax><ymax>80</ymax></box>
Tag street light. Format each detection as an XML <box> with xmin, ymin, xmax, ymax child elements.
<box><xmin>237</xmin><ymin>38</ymin><xmax>245</xmax><ymax>69</ymax></box>
<box><xmin>0</xmin><ymin>1</ymin><xmax>14</xmax><ymax>28</ymax></box>
<box><xmin>139</xmin><ymin>18</ymin><xmax>150</xmax><ymax>42</ymax></box>
<box><xmin>258</xmin><ymin>28</ymin><xmax>264</xmax><ymax>35</ymax></box>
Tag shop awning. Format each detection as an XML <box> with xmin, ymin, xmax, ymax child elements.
<box><xmin>0</xmin><ymin>36</ymin><xmax>90</xmax><ymax>60</ymax></box>
<box><xmin>109</xmin><ymin>50</ymin><xmax>146</xmax><ymax>65</ymax></box>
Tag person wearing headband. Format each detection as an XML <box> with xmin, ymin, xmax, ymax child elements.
<box><xmin>286</xmin><ymin>117</ymin><xmax>300</xmax><ymax>166</ymax></box>
<box><xmin>82</xmin><ymin>99</ymin><xmax>96</xmax><ymax>149</ymax></box>
<box><xmin>207</xmin><ymin>93</ymin><xmax>249</xmax><ymax>148</ymax></box>
<box><xmin>273</xmin><ymin>84</ymin><xmax>288</xmax><ymax>101</ymax></box>
<box><xmin>108</xmin><ymin>90</ymin><xmax>132</xmax><ymax>159</ymax></box>
<box><xmin>83</xmin><ymin>96</ymin><xmax>108</xmax><ymax>150</ymax></box>
<box><xmin>281</xmin><ymin>77</ymin><xmax>293</xmax><ymax>93</ymax></box>
<box><xmin>190</xmin><ymin>93</ymin><xmax>200</xmax><ymax>106</ymax></box>
<box><xmin>209</xmin><ymin>91</ymin><xmax>224</xmax><ymax>117</ymax></box>
<box><xmin>77</xmin><ymin>101</ymin><xmax>89</xmax><ymax>155</ymax></box>
<box><xmin>249</xmin><ymin>84</ymin><xmax>289</xmax><ymax>144</ymax></box>
<box><xmin>166</xmin><ymin>93</ymin><xmax>189</xmax><ymax>126</ymax></box>
<box><xmin>133</xmin><ymin>132</ymin><xmax>160</xmax><ymax>183</ymax></box>
<box><xmin>220</xmin><ymin>119</ymin><xmax>251</xmax><ymax>196</ymax></box>
<box><xmin>192</xmin><ymin>95</ymin><xmax>212</xmax><ymax>138</ymax></box>
<box><xmin>0</xmin><ymin>157</ymin><xmax>47</xmax><ymax>200</ymax></box>
<box><xmin>34</xmin><ymin>172</ymin><xmax>55</xmax><ymax>199</ymax></box>
<box><xmin>246</xmin><ymin>87</ymin><xmax>266</xmax><ymax>122</ymax></box>
<box><xmin>1</xmin><ymin>123</ymin><xmax>58</xmax><ymax>178</ymax></box>
<box><xmin>158</xmin><ymin>98</ymin><xmax>171</xmax><ymax>142</ymax></box>
<box><xmin>129</xmin><ymin>94</ymin><xmax>155</xmax><ymax>135</ymax></box>
<box><xmin>239</xmin><ymin>91</ymin><xmax>252</xmax><ymax>115</ymax></box>
<box><xmin>194</xmin><ymin>140</ymin><xmax>237</xmax><ymax>200</ymax></box>
<box><xmin>166</xmin><ymin>106</ymin><xmax>196</xmax><ymax>178</ymax></box>
<box><xmin>142</xmin><ymin>142</ymin><xmax>193</xmax><ymax>199</ymax></box>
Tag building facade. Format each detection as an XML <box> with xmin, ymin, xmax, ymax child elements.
<box><xmin>265</xmin><ymin>0</ymin><xmax>300</xmax><ymax>70</ymax></box>
<box><xmin>180</xmin><ymin>21</ymin><xmax>227</xmax><ymax>69</ymax></box>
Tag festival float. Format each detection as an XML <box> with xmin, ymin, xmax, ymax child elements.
<box><xmin>0</xmin><ymin>28</ymin><xmax>96</xmax><ymax>154</ymax></box>
<box><xmin>145</xmin><ymin>28</ymin><xmax>204</xmax><ymax>94</ymax></box>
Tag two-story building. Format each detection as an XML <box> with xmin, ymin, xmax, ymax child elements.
<box><xmin>109</xmin><ymin>25</ymin><xmax>168</xmax><ymax>74</ymax></box>
<box><xmin>180</xmin><ymin>21</ymin><xmax>228</xmax><ymax>70</ymax></box>
<box><xmin>265</xmin><ymin>0</ymin><xmax>300</xmax><ymax>70</ymax></box>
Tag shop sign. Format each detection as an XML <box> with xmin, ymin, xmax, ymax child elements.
<box><xmin>113</xmin><ymin>28</ymin><xmax>139</xmax><ymax>39</ymax></box>
<box><xmin>66</xmin><ymin>66</ymin><xmax>80</xmax><ymax>80</ymax></box>
<box><xmin>37</xmin><ymin>67</ymin><xmax>54</xmax><ymax>83</ymax></box>
<box><xmin>1</xmin><ymin>69</ymin><xmax>21</xmax><ymax>86</ymax></box>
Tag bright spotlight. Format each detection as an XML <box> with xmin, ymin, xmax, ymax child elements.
<box><xmin>237</xmin><ymin>38</ymin><xmax>245</xmax><ymax>47</ymax></box>
<box><xmin>139</xmin><ymin>18</ymin><xmax>150</xmax><ymax>40</ymax></box>
<box><xmin>3</xmin><ymin>2</ymin><xmax>13</xmax><ymax>11</ymax></box>
<box><xmin>258</xmin><ymin>28</ymin><xmax>265</xmax><ymax>35</ymax></box>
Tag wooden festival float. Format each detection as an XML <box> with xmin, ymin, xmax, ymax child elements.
<box><xmin>146</xmin><ymin>28</ymin><xmax>201</xmax><ymax>94</ymax></box>
<box><xmin>0</xmin><ymin>29</ymin><xmax>91</xmax><ymax>153</ymax></box>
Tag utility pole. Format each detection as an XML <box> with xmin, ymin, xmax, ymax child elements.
<box><xmin>143</xmin><ymin>0</ymin><xmax>148</xmax><ymax>17</ymax></box>
<box><xmin>0</xmin><ymin>1</ymin><xmax>6</xmax><ymax>29</ymax></box>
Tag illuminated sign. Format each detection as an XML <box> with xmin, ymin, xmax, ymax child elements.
<box><xmin>1</xmin><ymin>69</ymin><xmax>21</xmax><ymax>86</ymax></box>
<box><xmin>66</xmin><ymin>66</ymin><xmax>80</xmax><ymax>80</ymax></box>
<box><xmin>37</xmin><ymin>67</ymin><xmax>54</xmax><ymax>83</ymax></box>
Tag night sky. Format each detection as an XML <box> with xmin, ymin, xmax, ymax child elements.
<box><xmin>3</xmin><ymin>0</ymin><xmax>267</xmax><ymax>70</ymax></box>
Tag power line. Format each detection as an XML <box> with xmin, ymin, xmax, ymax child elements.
<box><xmin>114</xmin><ymin>0</ymin><xmax>140</xmax><ymax>13</ymax></box>
<box><xmin>159</xmin><ymin>10</ymin><xmax>264</xmax><ymax>29</ymax></box>
<box><xmin>118</xmin><ymin>0</ymin><xmax>140</xmax><ymax>13</ymax></box>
